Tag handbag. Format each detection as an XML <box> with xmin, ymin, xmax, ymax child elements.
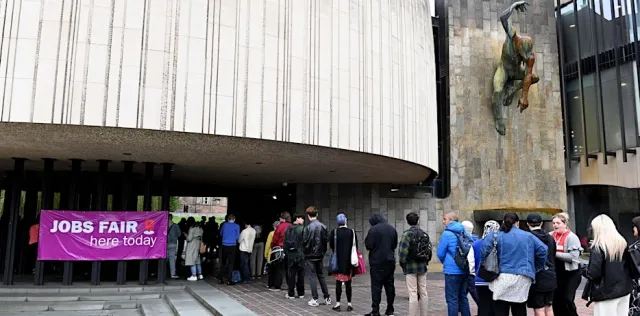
<box><xmin>199</xmin><ymin>241</ymin><xmax>206</xmax><ymax>254</ymax></box>
<box><xmin>478</xmin><ymin>232</ymin><xmax>500</xmax><ymax>282</ymax></box>
<box><xmin>328</xmin><ymin>229</ymin><xmax>339</xmax><ymax>274</ymax></box>
<box><xmin>354</xmin><ymin>251</ymin><xmax>366</xmax><ymax>275</ymax></box>
<box><xmin>351</xmin><ymin>229</ymin><xmax>359</xmax><ymax>267</ymax></box>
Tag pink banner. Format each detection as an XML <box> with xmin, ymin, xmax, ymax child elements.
<box><xmin>38</xmin><ymin>210</ymin><xmax>168</xmax><ymax>261</ymax></box>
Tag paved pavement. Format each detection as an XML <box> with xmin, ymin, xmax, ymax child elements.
<box><xmin>209</xmin><ymin>272</ymin><xmax>594</xmax><ymax>316</ymax></box>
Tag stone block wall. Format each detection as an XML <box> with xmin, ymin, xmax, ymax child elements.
<box><xmin>294</xmin><ymin>183</ymin><xmax>438</xmax><ymax>263</ymax></box>
<box><xmin>442</xmin><ymin>0</ymin><xmax>567</xmax><ymax>221</ymax></box>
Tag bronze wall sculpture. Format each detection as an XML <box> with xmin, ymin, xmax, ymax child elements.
<box><xmin>492</xmin><ymin>1</ymin><xmax>539</xmax><ymax>135</ymax></box>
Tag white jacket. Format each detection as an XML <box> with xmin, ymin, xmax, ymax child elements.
<box><xmin>239</xmin><ymin>227</ymin><xmax>256</xmax><ymax>253</ymax></box>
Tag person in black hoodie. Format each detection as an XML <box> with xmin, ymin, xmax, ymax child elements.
<box><xmin>582</xmin><ymin>214</ymin><xmax>635</xmax><ymax>316</ymax></box>
<box><xmin>365</xmin><ymin>213</ymin><xmax>398</xmax><ymax>316</ymax></box>
<box><xmin>525</xmin><ymin>214</ymin><xmax>557</xmax><ymax>316</ymax></box>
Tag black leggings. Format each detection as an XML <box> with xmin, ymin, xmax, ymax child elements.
<box><xmin>553</xmin><ymin>266</ymin><xmax>581</xmax><ymax>316</ymax></box>
<box><xmin>335</xmin><ymin>280</ymin><xmax>352</xmax><ymax>303</ymax></box>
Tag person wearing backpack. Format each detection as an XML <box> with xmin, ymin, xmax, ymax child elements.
<box><xmin>399</xmin><ymin>212</ymin><xmax>431</xmax><ymax>316</ymax></box>
<box><xmin>284</xmin><ymin>214</ymin><xmax>305</xmax><ymax>300</ymax></box>
<box><xmin>480</xmin><ymin>212</ymin><xmax>548</xmax><ymax>316</ymax></box>
<box><xmin>437</xmin><ymin>212</ymin><xmax>473</xmax><ymax>316</ymax></box>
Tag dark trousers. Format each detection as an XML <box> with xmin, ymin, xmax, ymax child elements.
<box><xmin>444</xmin><ymin>274</ymin><xmax>470</xmax><ymax>316</ymax></box>
<box><xmin>494</xmin><ymin>300</ymin><xmax>527</xmax><ymax>316</ymax></box>
<box><xmin>177</xmin><ymin>238</ymin><xmax>185</xmax><ymax>264</ymax></box>
<box><xmin>370</xmin><ymin>262</ymin><xmax>396</xmax><ymax>315</ymax></box>
<box><xmin>273</xmin><ymin>259</ymin><xmax>286</xmax><ymax>289</ymax></box>
<box><xmin>287</xmin><ymin>259</ymin><xmax>305</xmax><ymax>297</ymax></box>
<box><xmin>240</xmin><ymin>251</ymin><xmax>251</xmax><ymax>281</ymax></box>
<box><xmin>336</xmin><ymin>280</ymin><xmax>352</xmax><ymax>303</ymax></box>
<box><xmin>267</xmin><ymin>262</ymin><xmax>277</xmax><ymax>288</ymax></box>
<box><xmin>476</xmin><ymin>286</ymin><xmax>495</xmax><ymax>316</ymax></box>
<box><xmin>552</xmin><ymin>267</ymin><xmax>581</xmax><ymax>316</ymax></box>
<box><xmin>306</xmin><ymin>259</ymin><xmax>330</xmax><ymax>300</ymax></box>
<box><xmin>28</xmin><ymin>243</ymin><xmax>38</xmax><ymax>272</ymax></box>
<box><xmin>467</xmin><ymin>275</ymin><xmax>478</xmax><ymax>306</ymax></box>
<box><xmin>219</xmin><ymin>246</ymin><xmax>237</xmax><ymax>282</ymax></box>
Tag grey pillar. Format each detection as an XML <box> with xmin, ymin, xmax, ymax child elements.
<box><xmin>91</xmin><ymin>160</ymin><xmax>109</xmax><ymax>285</ymax></box>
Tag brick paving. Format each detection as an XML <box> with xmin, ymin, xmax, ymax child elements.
<box><xmin>208</xmin><ymin>273</ymin><xmax>594</xmax><ymax>316</ymax></box>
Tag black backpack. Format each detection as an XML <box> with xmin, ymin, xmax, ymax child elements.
<box><xmin>453</xmin><ymin>231</ymin><xmax>473</xmax><ymax>273</ymax></box>
<box><xmin>284</xmin><ymin>226</ymin><xmax>299</xmax><ymax>252</ymax></box>
<box><xmin>409</xmin><ymin>228</ymin><xmax>432</xmax><ymax>263</ymax></box>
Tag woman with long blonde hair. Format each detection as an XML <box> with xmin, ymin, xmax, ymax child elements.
<box><xmin>582</xmin><ymin>214</ymin><xmax>634</xmax><ymax>316</ymax></box>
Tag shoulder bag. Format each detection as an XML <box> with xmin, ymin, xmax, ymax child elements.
<box><xmin>478</xmin><ymin>232</ymin><xmax>500</xmax><ymax>282</ymax></box>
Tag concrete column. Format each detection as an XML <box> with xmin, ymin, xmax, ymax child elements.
<box><xmin>158</xmin><ymin>163</ymin><xmax>173</xmax><ymax>284</ymax></box>
<box><xmin>62</xmin><ymin>159</ymin><xmax>82</xmax><ymax>286</ymax></box>
<box><xmin>139</xmin><ymin>163</ymin><xmax>155</xmax><ymax>285</ymax></box>
<box><xmin>91</xmin><ymin>160</ymin><xmax>109</xmax><ymax>285</ymax></box>
<box><xmin>3</xmin><ymin>158</ymin><xmax>26</xmax><ymax>285</ymax></box>
<box><xmin>117</xmin><ymin>161</ymin><xmax>135</xmax><ymax>285</ymax></box>
<box><xmin>34</xmin><ymin>159</ymin><xmax>55</xmax><ymax>285</ymax></box>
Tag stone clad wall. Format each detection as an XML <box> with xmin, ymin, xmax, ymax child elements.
<box><xmin>441</xmin><ymin>0</ymin><xmax>567</xmax><ymax>221</ymax></box>
<box><xmin>294</xmin><ymin>183</ymin><xmax>437</xmax><ymax>263</ymax></box>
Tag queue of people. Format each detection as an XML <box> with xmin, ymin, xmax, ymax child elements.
<box><xmin>165</xmin><ymin>207</ymin><xmax>640</xmax><ymax>316</ymax></box>
<box><xmin>438</xmin><ymin>210</ymin><xmax>640</xmax><ymax>316</ymax></box>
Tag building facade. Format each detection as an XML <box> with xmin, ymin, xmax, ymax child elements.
<box><xmin>0</xmin><ymin>0</ymin><xmax>439</xmax><ymax>285</ymax></box>
<box><xmin>559</xmin><ymin>0</ymin><xmax>640</xmax><ymax>242</ymax></box>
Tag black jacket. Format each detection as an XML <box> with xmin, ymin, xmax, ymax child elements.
<box><xmin>303</xmin><ymin>219</ymin><xmax>328</xmax><ymax>260</ymax></box>
<box><xmin>628</xmin><ymin>239</ymin><xmax>640</xmax><ymax>277</ymax></box>
<box><xmin>284</xmin><ymin>224</ymin><xmax>304</xmax><ymax>262</ymax></box>
<box><xmin>582</xmin><ymin>246</ymin><xmax>634</xmax><ymax>304</ymax></box>
<box><xmin>329</xmin><ymin>227</ymin><xmax>358</xmax><ymax>275</ymax></box>
<box><xmin>365</xmin><ymin>213</ymin><xmax>398</xmax><ymax>266</ymax></box>
<box><xmin>529</xmin><ymin>228</ymin><xmax>557</xmax><ymax>292</ymax></box>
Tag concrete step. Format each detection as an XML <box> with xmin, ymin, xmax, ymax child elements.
<box><xmin>0</xmin><ymin>299</ymin><xmax>163</xmax><ymax>313</ymax></box>
<box><xmin>0</xmin><ymin>293</ymin><xmax>163</xmax><ymax>303</ymax></box>
<box><xmin>0</xmin><ymin>310</ymin><xmax>142</xmax><ymax>316</ymax></box>
<box><xmin>165</xmin><ymin>291</ymin><xmax>213</xmax><ymax>315</ymax></box>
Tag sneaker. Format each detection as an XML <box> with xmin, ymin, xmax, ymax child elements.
<box><xmin>297</xmin><ymin>295</ymin><xmax>304</xmax><ymax>299</ymax></box>
<box><xmin>170</xmin><ymin>275</ymin><xmax>179</xmax><ymax>279</ymax></box>
<box><xmin>332</xmin><ymin>305</ymin><xmax>341</xmax><ymax>312</ymax></box>
<box><xmin>187</xmin><ymin>276</ymin><xmax>197</xmax><ymax>281</ymax></box>
<box><xmin>198</xmin><ymin>274</ymin><xmax>203</xmax><ymax>280</ymax></box>
<box><xmin>285</xmin><ymin>294</ymin><xmax>295</xmax><ymax>299</ymax></box>
<box><xmin>324</xmin><ymin>298</ymin><xmax>332</xmax><ymax>305</ymax></box>
<box><xmin>384</xmin><ymin>311</ymin><xmax>394</xmax><ymax>316</ymax></box>
<box><xmin>346</xmin><ymin>305</ymin><xmax>353</xmax><ymax>312</ymax></box>
<box><xmin>308</xmin><ymin>299</ymin><xmax>319</xmax><ymax>307</ymax></box>
<box><xmin>269</xmin><ymin>288</ymin><xmax>280</xmax><ymax>292</ymax></box>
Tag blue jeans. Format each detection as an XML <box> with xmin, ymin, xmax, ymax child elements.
<box><xmin>240</xmin><ymin>251</ymin><xmax>251</xmax><ymax>281</ymax></box>
<box><xmin>445</xmin><ymin>274</ymin><xmax>471</xmax><ymax>316</ymax></box>
<box><xmin>167</xmin><ymin>245</ymin><xmax>177</xmax><ymax>276</ymax></box>
<box><xmin>190</xmin><ymin>264</ymin><xmax>202</xmax><ymax>275</ymax></box>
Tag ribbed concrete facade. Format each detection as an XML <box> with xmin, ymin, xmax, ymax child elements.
<box><xmin>0</xmin><ymin>0</ymin><xmax>438</xmax><ymax>171</ymax></box>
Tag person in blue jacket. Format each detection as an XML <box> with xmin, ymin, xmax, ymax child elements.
<box><xmin>480</xmin><ymin>212</ymin><xmax>547</xmax><ymax>316</ymax></box>
<box><xmin>472</xmin><ymin>220</ymin><xmax>500</xmax><ymax>316</ymax></box>
<box><xmin>437</xmin><ymin>212</ymin><xmax>472</xmax><ymax>316</ymax></box>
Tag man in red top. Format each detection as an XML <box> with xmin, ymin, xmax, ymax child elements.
<box><xmin>270</xmin><ymin>212</ymin><xmax>291</xmax><ymax>291</ymax></box>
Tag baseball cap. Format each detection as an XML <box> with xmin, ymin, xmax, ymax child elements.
<box><xmin>526</xmin><ymin>213</ymin><xmax>543</xmax><ymax>224</ymax></box>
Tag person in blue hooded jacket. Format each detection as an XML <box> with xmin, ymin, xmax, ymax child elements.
<box><xmin>437</xmin><ymin>212</ymin><xmax>472</xmax><ymax>316</ymax></box>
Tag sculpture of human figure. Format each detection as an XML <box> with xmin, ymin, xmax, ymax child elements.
<box><xmin>492</xmin><ymin>1</ymin><xmax>539</xmax><ymax>135</ymax></box>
